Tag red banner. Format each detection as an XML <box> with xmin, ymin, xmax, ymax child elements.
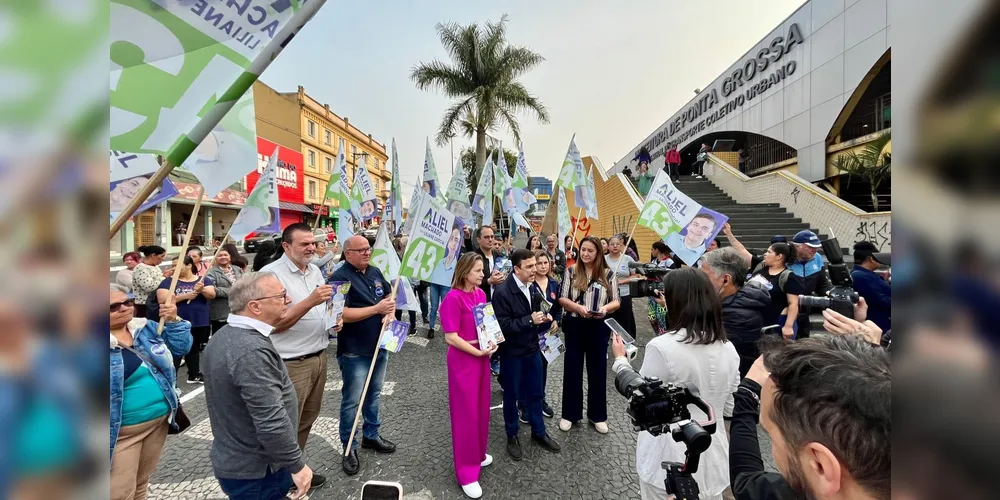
<box><xmin>174</xmin><ymin>182</ymin><xmax>247</xmax><ymax>205</ymax></box>
<box><xmin>248</xmin><ymin>137</ymin><xmax>304</xmax><ymax>204</ymax></box>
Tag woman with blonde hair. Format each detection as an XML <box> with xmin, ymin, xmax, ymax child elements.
<box><xmin>439</xmin><ymin>253</ymin><xmax>498</xmax><ymax>498</ymax></box>
<box><xmin>556</xmin><ymin>236</ymin><xmax>620</xmax><ymax>434</ymax></box>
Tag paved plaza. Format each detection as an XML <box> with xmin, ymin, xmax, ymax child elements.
<box><xmin>148</xmin><ymin>297</ymin><xmax>777</xmax><ymax>500</ymax></box>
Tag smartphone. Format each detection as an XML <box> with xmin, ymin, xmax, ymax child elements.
<box><xmin>604</xmin><ymin>318</ymin><xmax>636</xmax><ymax>344</ymax></box>
<box><xmin>361</xmin><ymin>480</ymin><xmax>403</xmax><ymax>500</ymax></box>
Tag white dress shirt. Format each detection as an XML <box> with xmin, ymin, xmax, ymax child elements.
<box><xmin>512</xmin><ymin>274</ymin><xmax>532</xmax><ymax>305</ymax></box>
<box><xmin>261</xmin><ymin>255</ymin><xmax>328</xmax><ymax>358</ymax></box>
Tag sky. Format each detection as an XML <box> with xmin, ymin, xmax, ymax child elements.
<box><xmin>261</xmin><ymin>0</ymin><xmax>806</xmax><ymax>198</ymax></box>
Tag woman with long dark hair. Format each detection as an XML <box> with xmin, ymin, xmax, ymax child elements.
<box><xmin>610</xmin><ymin>267</ymin><xmax>739</xmax><ymax>500</ymax></box>
<box><xmin>605</xmin><ymin>235</ymin><xmax>638</xmax><ymax>338</ymax></box>
<box><xmin>205</xmin><ymin>249</ymin><xmax>244</xmax><ymax>334</ymax></box>
<box><xmin>157</xmin><ymin>256</ymin><xmax>215</xmax><ymax>384</ymax></box>
<box><xmin>556</xmin><ymin>236</ymin><xmax>619</xmax><ymax>434</ymax></box>
<box><xmin>132</xmin><ymin>245</ymin><xmax>171</xmax><ymax>318</ymax></box>
<box><xmin>525</xmin><ymin>234</ymin><xmax>542</xmax><ymax>252</ymax></box>
<box><xmin>220</xmin><ymin>243</ymin><xmax>248</xmax><ymax>272</ymax></box>
<box><xmin>746</xmin><ymin>242</ymin><xmax>802</xmax><ymax>339</ymax></box>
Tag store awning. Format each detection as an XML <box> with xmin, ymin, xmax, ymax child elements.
<box><xmin>280</xmin><ymin>201</ymin><xmax>316</xmax><ymax>213</ymax></box>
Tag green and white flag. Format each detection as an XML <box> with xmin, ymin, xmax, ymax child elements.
<box><xmin>181</xmin><ymin>88</ymin><xmax>257</xmax><ymax>198</ymax></box>
<box><xmin>637</xmin><ymin>169</ymin><xmax>698</xmax><ymax>242</ymax></box>
<box><xmin>494</xmin><ymin>150</ymin><xmax>516</xmax><ymax>214</ymax></box>
<box><xmin>371</xmin><ymin>221</ymin><xmax>400</xmax><ymax>279</ymax></box>
<box><xmin>326</xmin><ymin>139</ymin><xmax>353</xmax><ymax>243</ymax></box>
<box><xmin>555</xmin><ymin>135</ymin><xmax>587</xmax><ymax>199</ymax></box>
<box><xmin>557</xmin><ymin>187</ymin><xmax>572</xmax><ymax>252</ymax></box>
<box><xmin>229</xmin><ymin>146</ymin><xmax>280</xmax><ymax>242</ymax></box>
<box><xmin>110</xmin><ymin>0</ymin><xmax>325</xmax><ymax>170</ymax></box>
<box><xmin>583</xmin><ymin>167</ymin><xmax>599</xmax><ymax>220</ymax></box>
<box><xmin>421</xmin><ymin>138</ymin><xmax>445</xmax><ymax>202</ymax></box>
<box><xmin>400</xmin><ymin>193</ymin><xmax>455</xmax><ymax>283</ymax></box>
<box><xmin>388</xmin><ymin>139</ymin><xmax>403</xmax><ymax>233</ymax></box>
<box><xmin>471</xmin><ymin>155</ymin><xmax>494</xmax><ymax>225</ymax></box>
<box><xmin>445</xmin><ymin>160</ymin><xmax>473</xmax><ymax>227</ymax></box>
<box><xmin>351</xmin><ymin>155</ymin><xmax>378</xmax><ymax>221</ymax></box>
<box><xmin>512</xmin><ymin>145</ymin><xmax>537</xmax><ymax>214</ymax></box>
<box><xmin>401</xmin><ymin>175</ymin><xmax>422</xmax><ymax>236</ymax></box>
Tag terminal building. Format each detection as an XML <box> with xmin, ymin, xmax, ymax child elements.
<box><xmin>607</xmin><ymin>0</ymin><xmax>890</xmax><ymax>211</ymax></box>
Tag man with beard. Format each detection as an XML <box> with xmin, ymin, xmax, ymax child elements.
<box><xmin>731</xmin><ymin>335</ymin><xmax>890</xmax><ymax>500</ymax></box>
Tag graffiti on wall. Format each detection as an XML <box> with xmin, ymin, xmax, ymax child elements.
<box><xmin>790</xmin><ymin>186</ymin><xmax>801</xmax><ymax>204</ymax></box>
<box><xmin>854</xmin><ymin>221</ymin><xmax>891</xmax><ymax>251</ymax></box>
<box><xmin>611</xmin><ymin>215</ymin><xmax>634</xmax><ymax>236</ymax></box>
<box><xmin>569</xmin><ymin>215</ymin><xmax>592</xmax><ymax>244</ymax></box>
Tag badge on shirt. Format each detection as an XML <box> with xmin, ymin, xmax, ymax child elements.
<box><xmin>374</xmin><ymin>280</ymin><xmax>385</xmax><ymax>298</ymax></box>
<box><xmin>150</xmin><ymin>343</ymin><xmax>167</xmax><ymax>356</ymax></box>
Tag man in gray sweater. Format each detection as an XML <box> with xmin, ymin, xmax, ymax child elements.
<box><xmin>203</xmin><ymin>272</ymin><xmax>320</xmax><ymax>500</ymax></box>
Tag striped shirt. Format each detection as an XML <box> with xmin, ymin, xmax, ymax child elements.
<box><xmin>560</xmin><ymin>266</ymin><xmax>619</xmax><ymax>317</ymax></box>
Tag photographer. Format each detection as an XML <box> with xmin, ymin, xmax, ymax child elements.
<box><xmin>731</xmin><ymin>335</ymin><xmax>890</xmax><ymax>500</ymax></box>
<box><xmin>701</xmin><ymin>248</ymin><xmax>771</xmax><ymax>378</ymax></box>
<box><xmin>788</xmin><ymin>231</ymin><xmax>833</xmax><ymax>338</ymax></box>
<box><xmin>610</xmin><ymin>267</ymin><xmax>740</xmax><ymax>500</ymax></box>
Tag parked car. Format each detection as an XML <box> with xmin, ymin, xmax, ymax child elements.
<box><xmin>314</xmin><ymin>228</ymin><xmax>336</xmax><ymax>242</ymax></box>
<box><xmin>244</xmin><ymin>233</ymin><xmax>278</xmax><ymax>254</ymax></box>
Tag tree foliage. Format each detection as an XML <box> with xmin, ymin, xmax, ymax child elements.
<box><xmin>459</xmin><ymin>146</ymin><xmax>517</xmax><ymax>195</ymax></box>
<box><xmin>834</xmin><ymin>132</ymin><xmax>891</xmax><ymax>211</ymax></box>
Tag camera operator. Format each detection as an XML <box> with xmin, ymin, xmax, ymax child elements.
<box><xmin>787</xmin><ymin>231</ymin><xmax>833</xmax><ymax>338</ymax></box>
<box><xmin>731</xmin><ymin>335</ymin><xmax>890</xmax><ymax>500</ymax></box>
<box><xmin>849</xmin><ymin>242</ymin><xmax>891</xmax><ymax>334</ymax></box>
<box><xmin>610</xmin><ymin>267</ymin><xmax>740</xmax><ymax>500</ymax></box>
<box><xmin>700</xmin><ymin>248</ymin><xmax>771</xmax><ymax>378</ymax></box>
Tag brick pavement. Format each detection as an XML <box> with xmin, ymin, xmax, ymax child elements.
<box><xmin>148</xmin><ymin>299</ymin><xmax>776</xmax><ymax>499</ymax></box>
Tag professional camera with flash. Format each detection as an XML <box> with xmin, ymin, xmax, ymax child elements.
<box><xmin>798</xmin><ymin>236</ymin><xmax>859</xmax><ymax>317</ymax></box>
<box><xmin>614</xmin><ymin>365</ymin><xmax>717</xmax><ymax>500</ymax></box>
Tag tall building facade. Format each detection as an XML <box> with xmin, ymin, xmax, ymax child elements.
<box><xmin>528</xmin><ymin>176</ymin><xmax>553</xmax><ymax>213</ymax></box>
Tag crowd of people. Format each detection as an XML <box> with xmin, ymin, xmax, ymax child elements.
<box><xmin>109</xmin><ymin>216</ymin><xmax>892</xmax><ymax>500</ymax></box>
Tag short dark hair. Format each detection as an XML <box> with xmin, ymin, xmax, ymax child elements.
<box><xmin>662</xmin><ymin>267</ymin><xmax>726</xmax><ymax>344</ymax></box>
<box><xmin>185</xmin><ymin>245</ymin><xmax>203</xmax><ymax>257</ymax></box>
<box><xmin>510</xmin><ymin>248</ymin><xmax>535</xmax><ymax>269</ymax></box>
<box><xmin>475</xmin><ymin>225</ymin><xmax>495</xmax><ymax>240</ymax></box>
<box><xmin>137</xmin><ymin>245</ymin><xmax>166</xmax><ymax>257</ymax></box>
<box><xmin>762</xmin><ymin>335</ymin><xmax>891</xmax><ymax>499</ymax></box>
<box><xmin>282</xmin><ymin>222</ymin><xmax>313</xmax><ymax>244</ymax></box>
<box><xmin>692</xmin><ymin>212</ymin><xmax>718</xmax><ymax>227</ymax></box>
<box><xmin>652</xmin><ymin>241</ymin><xmax>669</xmax><ymax>254</ymax></box>
<box><xmin>853</xmin><ymin>241</ymin><xmax>878</xmax><ymax>263</ymax></box>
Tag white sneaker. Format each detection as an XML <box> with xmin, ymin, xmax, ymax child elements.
<box><xmin>558</xmin><ymin>419</ymin><xmax>573</xmax><ymax>432</ymax></box>
<box><xmin>461</xmin><ymin>481</ymin><xmax>483</xmax><ymax>499</ymax></box>
<box><xmin>592</xmin><ymin>421</ymin><xmax>609</xmax><ymax>434</ymax></box>
<box><xmin>480</xmin><ymin>454</ymin><xmax>493</xmax><ymax>467</ymax></box>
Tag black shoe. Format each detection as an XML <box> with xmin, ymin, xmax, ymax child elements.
<box><xmin>422</xmin><ymin>316</ymin><xmax>429</xmax><ymax>324</ymax></box>
<box><xmin>187</xmin><ymin>374</ymin><xmax>204</xmax><ymax>384</ymax></box>
<box><xmin>342</xmin><ymin>450</ymin><xmax>360</xmax><ymax>476</ymax></box>
<box><xmin>408</xmin><ymin>324</ymin><xmax>417</xmax><ymax>335</ymax></box>
<box><xmin>542</xmin><ymin>401</ymin><xmax>555</xmax><ymax>419</ymax></box>
<box><xmin>310</xmin><ymin>473</ymin><xmax>327</xmax><ymax>488</ymax></box>
<box><xmin>427</xmin><ymin>328</ymin><xmax>435</xmax><ymax>339</ymax></box>
<box><xmin>361</xmin><ymin>435</ymin><xmax>397</xmax><ymax>454</ymax></box>
<box><xmin>506</xmin><ymin>436</ymin><xmax>523</xmax><ymax>461</ymax></box>
<box><xmin>531</xmin><ymin>434</ymin><xmax>561</xmax><ymax>453</ymax></box>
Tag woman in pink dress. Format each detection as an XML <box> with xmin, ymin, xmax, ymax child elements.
<box><xmin>439</xmin><ymin>252</ymin><xmax>499</xmax><ymax>499</ymax></box>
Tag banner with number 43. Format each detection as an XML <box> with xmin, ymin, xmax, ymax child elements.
<box><xmin>400</xmin><ymin>193</ymin><xmax>456</xmax><ymax>282</ymax></box>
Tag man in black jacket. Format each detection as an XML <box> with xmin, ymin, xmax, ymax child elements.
<box><xmin>732</xmin><ymin>335</ymin><xmax>890</xmax><ymax>500</ymax></box>
<box><xmin>701</xmin><ymin>247</ymin><xmax>771</xmax><ymax>377</ymax></box>
<box><xmin>491</xmin><ymin>248</ymin><xmax>561</xmax><ymax>460</ymax></box>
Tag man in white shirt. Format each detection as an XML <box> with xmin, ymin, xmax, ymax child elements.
<box><xmin>261</xmin><ymin>223</ymin><xmax>333</xmax><ymax>490</ymax></box>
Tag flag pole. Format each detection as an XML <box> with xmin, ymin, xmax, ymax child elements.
<box><xmin>157</xmin><ymin>186</ymin><xmax>205</xmax><ymax>335</ymax></box>
<box><xmin>614</xmin><ymin>220</ymin><xmax>640</xmax><ymax>279</ymax></box>
<box><xmin>345</xmin><ymin>274</ymin><xmax>402</xmax><ymax>456</ymax></box>
<box><xmin>313</xmin><ymin>191</ymin><xmax>329</xmax><ymax>230</ymax></box>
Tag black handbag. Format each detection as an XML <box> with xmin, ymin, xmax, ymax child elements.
<box><xmin>121</xmin><ymin>344</ymin><xmax>191</xmax><ymax>434</ymax></box>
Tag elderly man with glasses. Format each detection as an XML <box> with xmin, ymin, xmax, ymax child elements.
<box><xmin>329</xmin><ymin>234</ymin><xmax>398</xmax><ymax>476</ymax></box>
<box><xmin>260</xmin><ymin>223</ymin><xmax>334</xmax><ymax>491</ymax></box>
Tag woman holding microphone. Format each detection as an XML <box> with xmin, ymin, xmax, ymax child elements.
<box><xmin>439</xmin><ymin>253</ymin><xmax>498</xmax><ymax>499</ymax></box>
<box><xmin>557</xmin><ymin>236</ymin><xmax>619</xmax><ymax>434</ymax></box>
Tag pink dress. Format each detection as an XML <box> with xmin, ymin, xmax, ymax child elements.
<box><xmin>439</xmin><ymin>287</ymin><xmax>491</xmax><ymax>486</ymax></box>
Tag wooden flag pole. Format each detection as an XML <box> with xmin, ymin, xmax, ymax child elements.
<box><xmin>157</xmin><ymin>185</ymin><xmax>205</xmax><ymax>335</ymax></box>
<box><xmin>110</xmin><ymin>160</ymin><xmax>177</xmax><ymax>239</ymax></box>
<box><xmin>613</xmin><ymin>220</ymin><xmax>640</xmax><ymax>279</ymax></box>
<box><xmin>345</xmin><ymin>274</ymin><xmax>402</xmax><ymax>456</ymax></box>
<box><xmin>312</xmin><ymin>191</ymin><xmax>329</xmax><ymax>230</ymax></box>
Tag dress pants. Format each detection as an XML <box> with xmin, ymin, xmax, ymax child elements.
<box><xmin>561</xmin><ymin>316</ymin><xmax>611</xmax><ymax>423</ymax></box>
<box><xmin>447</xmin><ymin>346</ymin><xmax>491</xmax><ymax>485</ymax></box>
<box><xmin>499</xmin><ymin>353</ymin><xmax>546</xmax><ymax>438</ymax></box>
<box><xmin>284</xmin><ymin>352</ymin><xmax>328</xmax><ymax>450</ymax></box>
<box><xmin>110</xmin><ymin>416</ymin><xmax>169</xmax><ymax>500</ymax></box>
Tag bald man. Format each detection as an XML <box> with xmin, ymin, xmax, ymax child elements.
<box><xmin>329</xmin><ymin>235</ymin><xmax>397</xmax><ymax>476</ymax></box>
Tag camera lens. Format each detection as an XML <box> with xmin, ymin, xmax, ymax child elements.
<box><xmin>614</xmin><ymin>369</ymin><xmax>645</xmax><ymax>397</ymax></box>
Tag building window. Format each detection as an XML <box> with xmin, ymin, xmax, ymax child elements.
<box><xmin>308</xmin><ymin>149</ymin><xmax>316</xmax><ymax>168</ymax></box>
<box><xmin>372</xmin><ymin>158</ymin><xmax>378</xmax><ymax>171</ymax></box>
<box><xmin>307</xmin><ymin>120</ymin><xmax>316</xmax><ymax>137</ymax></box>
<box><xmin>308</xmin><ymin>180</ymin><xmax>316</xmax><ymax>198</ymax></box>
<box><xmin>325</xmin><ymin>157</ymin><xmax>333</xmax><ymax>174</ymax></box>
<box><xmin>324</xmin><ymin>129</ymin><xmax>332</xmax><ymax>145</ymax></box>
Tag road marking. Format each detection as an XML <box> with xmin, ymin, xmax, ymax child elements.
<box><xmin>179</xmin><ymin>386</ymin><xmax>205</xmax><ymax>404</ymax></box>
<box><xmin>490</xmin><ymin>403</ymin><xmax>503</xmax><ymax>410</ymax></box>
<box><xmin>405</xmin><ymin>336</ymin><xmax>429</xmax><ymax>347</ymax></box>
<box><xmin>312</xmin><ymin>416</ymin><xmax>343</xmax><ymax>454</ymax></box>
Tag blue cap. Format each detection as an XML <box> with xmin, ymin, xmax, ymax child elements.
<box><xmin>770</xmin><ymin>235</ymin><xmax>788</xmax><ymax>244</ymax></box>
<box><xmin>792</xmin><ymin>230</ymin><xmax>822</xmax><ymax>248</ymax></box>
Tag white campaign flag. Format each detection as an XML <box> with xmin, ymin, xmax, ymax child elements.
<box><xmin>583</xmin><ymin>167</ymin><xmax>599</xmax><ymax>220</ymax></box>
<box><xmin>400</xmin><ymin>194</ymin><xmax>456</xmax><ymax>283</ymax></box>
<box><xmin>471</xmin><ymin>155</ymin><xmax>494</xmax><ymax>226</ymax></box>
<box><xmin>371</xmin><ymin>222</ymin><xmax>400</xmax><ymax>280</ymax></box>
<box><xmin>494</xmin><ymin>150</ymin><xmax>516</xmax><ymax>215</ymax></box>
<box><xmin>555</xmin><ymin>136</ymin><xmax>587</xmax><ymax>201</ymax></box>
<box><xmin>110</xmin><ymin>150</ymin><xmax>160</xmax><ymax>182</ymax></box>
<box><xmin>389</xmin><ymin>139</ymin><xmax>403</xmax><ymax>233</ymax></box>
<box><xmin>445</xmin><ymin>159</ymin><xmax>474</xmax><ymax>227</ymax></box>
<box><xmin>557</xmin><ymin>187</ymin><xmax>572</xmax><ymax>252</ymax></box>
<box><xmin>637</xmin><ymin>169</ymin><xmax>729</xmax><ymax>266</ymax></box>
<box><xmin>229</xmin><ymin>146</ymin><xmax>280</xmax><ymax>242</ymax></box>
<box><xmin>422</xmin><ymin>138</ymin><xmax>445</xmax><ymax>203</ymax></box>
<box><xmin>351</xmin><ymin>155</ymin><xmax>379</xmax><ymax>221</ymax></box>
<box><xmin>512</xmin><ymin>145</ymin><xmax>536</xmax><ymax>214</ymax></box>
<box><xmin>401</xmin><ymin>175</ymin><xmax>422</xmax><ymax>236</ymax></box>
<box><xmin>182</xmin><ymin>88</ymin><xmax>258</xmax><ymax>198</ymax></box>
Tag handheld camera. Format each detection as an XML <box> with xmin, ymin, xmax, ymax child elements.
<box><xmin>798</xmin><ymin>236</ymin><xmax>859</xmax><ymax>317</ymax></box>
<box><xmin>627</xmin><ymin>261</ymin><xmax>671</xmax><ymax>298</ymax></box>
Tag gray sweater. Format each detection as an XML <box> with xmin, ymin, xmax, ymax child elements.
<box><xmin>202</xmin><ymin>323</ymin><xmax>304</xmax><ymax>479</ymax></box>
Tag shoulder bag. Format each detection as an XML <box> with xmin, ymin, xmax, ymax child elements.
<box><xmin>121</xmin><ymin>344</ymin><xmax>190</xmax><ymax>434</ymax></box>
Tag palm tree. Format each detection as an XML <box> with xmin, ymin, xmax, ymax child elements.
<box><xmin>411</xmin><ymin>15</ymin><xmax>549</xmax><ymax>182</ymax></box>
<box><xmin>834</xmin><ymin>132</ymin><xmax>891</xmax><ymax>211</ymax></box>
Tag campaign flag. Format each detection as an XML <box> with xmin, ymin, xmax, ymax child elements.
<box><xmin>229</xmin><ymin>146</ymin><xmax>280</xmax><ymax>241</ymax></box>
<box><xmin>401</xmin><ymin>175</ymin><xmax>422</xmax><ymax>236</ymax></box>
<box><xmin>110</xmin><ymin>150</ymin><xmax>160</xmax><ymax>183</ymax></box>
<box><xmin>325</xmin><ymin>139</ymin><xmax>355</xmax><ymax>243</ymax></box>
<box><xmin>422</xmin><ymin>138</ymin><xmax>445</xmax><ymax>202</ymax></box>
<box><xmin>388</xmin><ymin>139</ymin><xmax>403</xmax><ymax>233</ymax></box>
<box><xmin>511</xmin><ymin>145</ymin><xmax>537</xmax><ymax>214</ymax></box>
<box><xmin>400</xmin><ymin>194</ymin><xmax>456</xmax><ymax>283</ymax></box>
<box><xmin>181</xmin><ymin>88</ymin><xmax>258</xmax><ymax>198</ymax></box>
<box><xmin>581</xmin><ymin>166</ymin><xmax>599</xmax><ymax>220</ymax></box>
<box><xmin>471</xmin><ymin>155</ymin><xmax>494</xmax><ymax>225</ymax></box>
<box><xmin>445</xmin><ymin>160</ymin><xmax>474</xmax><ymax>227</ymax></box>
<box><xmin>110</xmin><ymin>0</ymin><xmax>326</xmax><ymax>169</ymax></box>
<box><xmin>394</xmin><ymin>276</ymin><xmax>422</xmax><ymax>313</ymax></box>
<box><xmin>638</xmin><ymin>170</ymin><xmax>728</xmax><ymax>266</ymax></box>
<box><xmin>371</xmin><ymin>222</ymin><xmax>400</xmax><ymax>280</ymax></box>
<box><xmin>555</xmin><ymin>136</ymin><xmax>587</xmax><ymax>200</ymax></box>
<box><xmin>494</xmin><ymin>151</ymin><xmax>516</xmax><ymax>214</ymax></box>
<box><xmin>351</xmin><ymin>155</ymin><xmax>378</xmax><ymax>221</ymax></box>
<box><xmin>511</xmin><ymin>212</ymin><xmax>532</xmax><ymax>230</ymax></box>
<box><xmin>110</xmin><ymin>174</ymin><xmax>179</xmax><ymax>224</ymax></box>
<box><xmin>557</xmin><ymin>187</ymin><xmax>572</xmax><ymax>252</ymax></box>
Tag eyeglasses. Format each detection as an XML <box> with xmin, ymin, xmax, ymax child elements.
<box><xmin>481</xmin><ymin>234</ymin><xmax>495</xmax><ymax>240</ymax></box>
<box><xmin>110</xmin><ymin>299</ymin><xmax>135</xmax><ymax>312</ymax></box>
<box><xmin>346</xmin><ymin>248</ymin><xmax>372</xmax><ymax>254</ymax></box>
<box><xmin>252</xmin><ymin>291</ymin><xmax>288</xmax><ymax>302</ymax></box>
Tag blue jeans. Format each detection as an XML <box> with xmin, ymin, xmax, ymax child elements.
<box><xmin>500</xmin><ymin>353</ymin><xmax>546</xmax><ymax>438</ymax></box>
<box><xmin>217</xmin><ymin>467</ymin><xmax>292</xmax><ymax>500</ymax></box>
<box><xmin>429</xmin><ymin>283</ymin><xmax>449</xmax><ymax>329</ymax></box>
<box><xmin>338</xmin><ymin>350</ymin><xmax>389</xmax><ymax>451</ymax></box>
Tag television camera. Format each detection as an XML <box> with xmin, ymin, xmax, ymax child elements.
<box><xmin>627</xmin><ymin>261</ymin><xmax>671</xmax><ymax>298</ymax></box>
